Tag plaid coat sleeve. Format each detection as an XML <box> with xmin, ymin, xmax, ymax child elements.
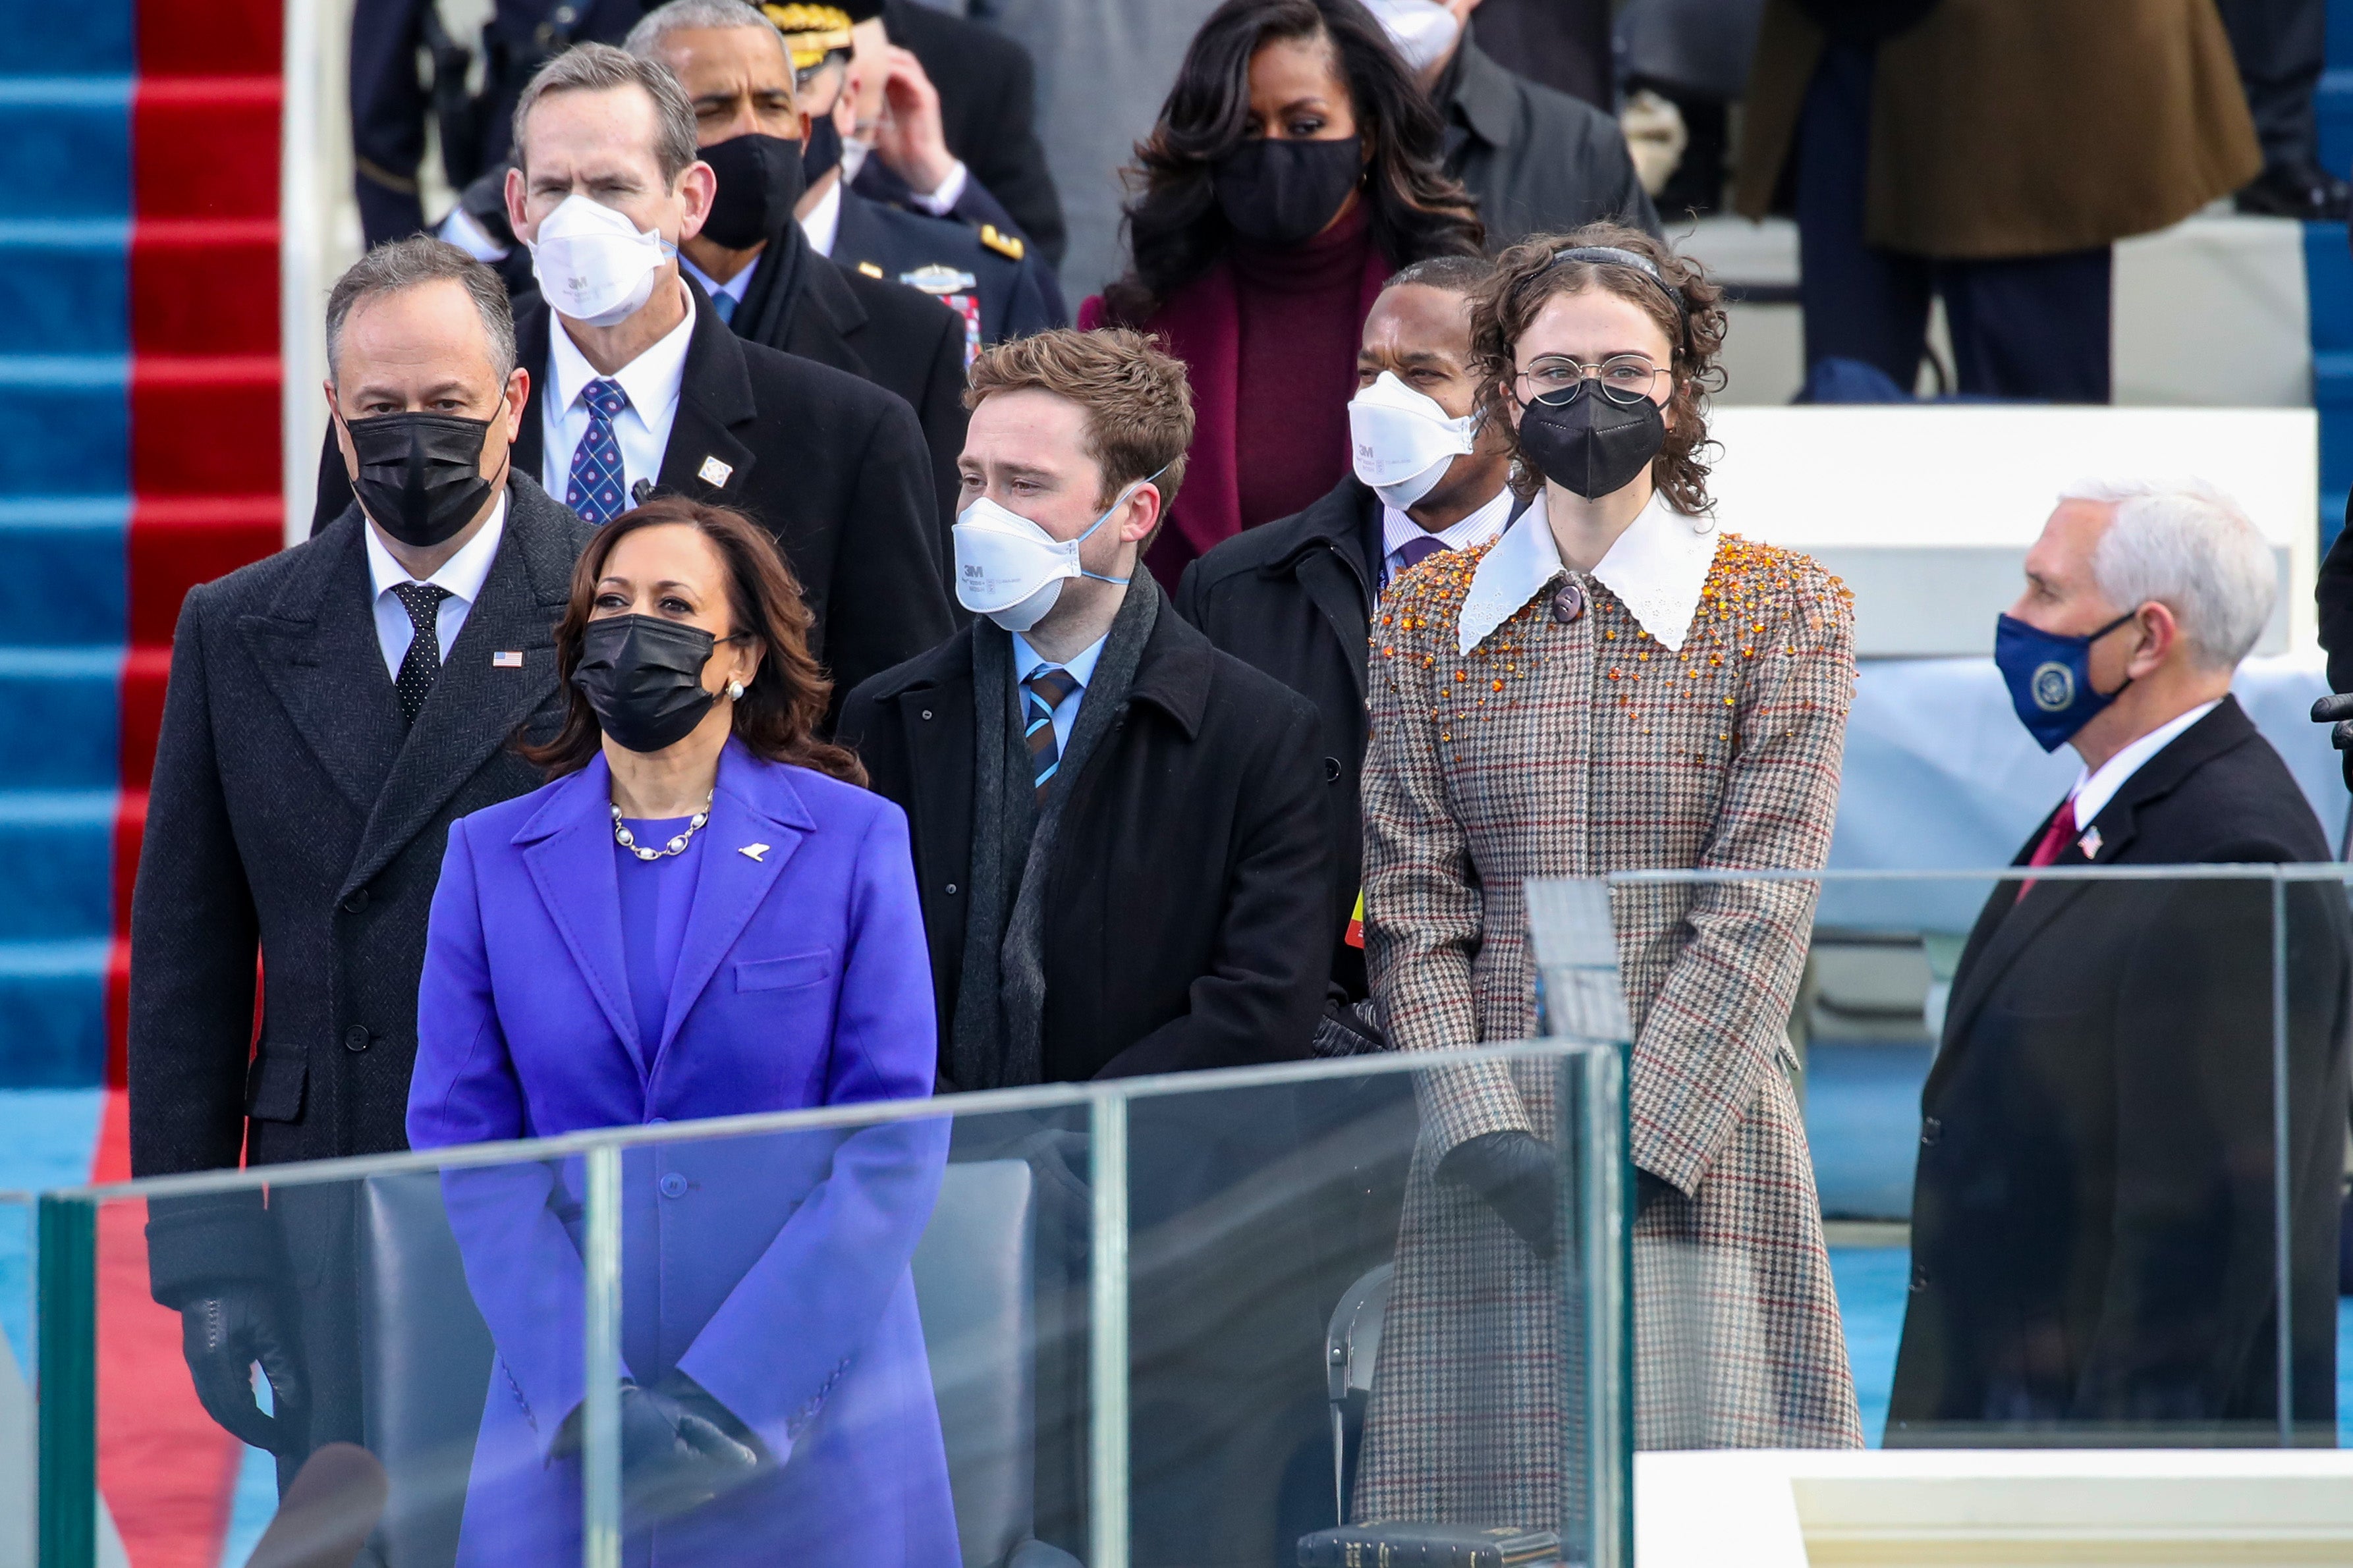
<box><xmin>1630</xmin><ymin>554</ymin><xmax>1855</xmax><ymax>1193</ymax></box>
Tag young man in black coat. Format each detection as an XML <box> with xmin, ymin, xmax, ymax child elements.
<box><xmin>629</xmin><ymin>1</ymin><xmax>972</xmax><ymax>534</ymax></box>
<box><xmin>133</xmin><ymin>239</ymin><xmax>595</xmax><ymax>1480</ymax></box>
<box><xmin>1176</xmin><ymin>256</ymin><xmax>1512</xmax><ymax>1006</ymax></box>
<box><xmin>1890</xmin><ymin>481</ymin><xmax>2352</xmax><ymax>1446</ymax></box>
<box><xmin>317</xmin><ymin>41</ymin><xmax>952</xmax><ymax>709</ymax></box>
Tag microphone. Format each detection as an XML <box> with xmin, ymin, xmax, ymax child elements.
<box><xmin>630</xmin><ymin>478</ymin><xmax>655</xmax><ymax>508</ymax></box>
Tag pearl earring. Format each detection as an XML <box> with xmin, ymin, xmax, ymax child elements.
<box><xmin>727</xmin><ymin>680</ymin><xmax>746</xmax><ymax>701</ymax></box>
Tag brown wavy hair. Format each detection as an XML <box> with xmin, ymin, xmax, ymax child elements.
<box><xmin>519</xmin><ymin>497</ymin><xmax>866</xmax><ymax>786</ymax></box>
<box><xmin>1470</xmin><ymin>224</ymin><xmax>1728</xmax><ymax>512</ymax></box>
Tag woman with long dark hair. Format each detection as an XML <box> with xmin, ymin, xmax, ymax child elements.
<box><xmin>409</xmin><ymin>498</ymin><xmax>956</xmax><ymax>1566</ymax></box>
<box><xmin>1081</xmin><ymin>0</ymin><xmax>1483</xmax><ymax>582</ymax></box>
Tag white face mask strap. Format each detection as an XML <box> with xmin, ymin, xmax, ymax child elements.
<box><xmin>1072</xmin><ymin>460</ymin><xmax>1173</xmax><ymax>585</ymax></box>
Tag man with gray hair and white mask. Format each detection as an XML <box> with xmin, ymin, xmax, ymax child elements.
<box><xmin>1889</xmin><ymin>479</ymin><xmax>2352</xmax><ymax>1446</ymax></box>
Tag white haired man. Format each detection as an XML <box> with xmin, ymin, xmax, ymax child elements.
<box><xmin>1887</xmin><ymin>480</ymin><xmax>2352</xmax><ymax>1445</ymax></box>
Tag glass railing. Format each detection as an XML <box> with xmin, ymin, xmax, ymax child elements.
<box><xmin>32</xmin><ymin>1041</ymin><xmax>1628</xmax><ymax>1568</ymax></box>
<box><xmin>1604</xmin><ymin>865</ymin><xmax>2350</xmax><ymax>1455</ymax></box>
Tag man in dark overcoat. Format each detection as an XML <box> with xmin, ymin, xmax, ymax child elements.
<box><xmin>131</xmin><ymin>238</ymin><xmax>595</xmax><ymax>1481</ymax></box>
<box><xmin>1891</xmin><ymin>481</ymin><xmax>2352</xmax><ymax>1444</ymax></box>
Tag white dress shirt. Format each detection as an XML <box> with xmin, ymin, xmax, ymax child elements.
<box><xmin>1379</xmin><ymin>485</ymin><xmax>1515</xmax><ymax>593</ymax></box>
<box><xmin>800</xmin><ymin>178</ymin><xmax>844</xmax><ymax>259</ymax></box>
<box><xmin>539</xmin><ymin>279</ymin><xmax>697</xmax><ymax>504</ymax></box>
<box><xmin>2066</xmin><ymin>698</ymin><xmax>2222</xmax><ymax>829</ymax></box>
<box><xmin>678</xmin><ymin>251</ymin><xmax>758</xmax><ymax>319</ymax></box>
<box><xmin>362</xmin><ymin>491</ymin><xmax>508</xmax><ymax>680</ymax></box>
<box><xmin>1456</xmin><ymin>489</ymin><xmax>1719</xmax><ymax>655</ymax></box>
<box><xmin>1010</xmin><ymin>629</ymin><xmax>1109</xmax><ymax>756</ymax></box>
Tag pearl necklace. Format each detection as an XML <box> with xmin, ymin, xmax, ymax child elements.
<box><xmin>611</xmin><ymin>792</ymin><xmax>713</xmax><ymax>861</ymax></box>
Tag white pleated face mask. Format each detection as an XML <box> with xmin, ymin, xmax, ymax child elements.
<box><xmin>1348</xmin><ymin>371</ymin><xmax>1478</xmax><ymax>510</ymax></box>
<box><xmin>952</xmin><ymin>473</ymin><xmax>1159</xmax><ymax>633</ymax></box>
<box><xmin>1362</xmin><ymin>0</ymin><xmax>1463</xmax><ymax>74</ymax></box>
<box><xmin>527</xmin><ymin>194</ymin><xmax>674</xmax><ymax>328</ymax></box>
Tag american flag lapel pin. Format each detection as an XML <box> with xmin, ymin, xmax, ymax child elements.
<box><xmin>493</xmin><ymin>651</ymin><xmax>524</xmax><ymax>668</ymax></box>
<box><xmin>2078</xmin><ymin>826</ymin><xmax>2102</xmax><ymax>859</ymax></box>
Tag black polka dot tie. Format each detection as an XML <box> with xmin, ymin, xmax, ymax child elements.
<box><xmin>391</xmin><ymin>581</ymin><xmax>453</xmax><ymax>727</ymax></box>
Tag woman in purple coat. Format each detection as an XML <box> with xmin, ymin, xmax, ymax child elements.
<box><xmin>408</xmin><ymin>497</ymin><xmax>956</xmax><ymax>1567</ymax></box>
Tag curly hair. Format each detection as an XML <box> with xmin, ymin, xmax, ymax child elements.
<box><xmin>1470</xmin><ymin>224</ymin><xmax>1729</xmax><ymax>513</ymax></box>
<box><xmin>1100</xmin><ymin>0</ymin><xmax>1483</xmax><ymax>325</ymax></box>
<box><xmin>520</xmin><ymin>497</ymin><xmax>866</xmax><ymax>786</ymax></box>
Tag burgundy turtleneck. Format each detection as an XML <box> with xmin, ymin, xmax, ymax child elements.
<box><xmin>1229</xmin><ymin>197</ymin><xmax>1378</xmax><ymax>530</ymax></box>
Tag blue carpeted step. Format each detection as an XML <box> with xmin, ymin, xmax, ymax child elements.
<box><xmin>0</xmin><ymin>791</ymin><xmax>113</xmax><ymax>941</ymax></box>
<box><xmin>2321</xmin><ymin>69</ymin><xmax>2353</xmax><ymax>178</ymax></box>
<box><xmin>0</xmin><ymin>3</ymin><xmax>132</xmax><ymax>76</ymax></box>
<box><xmin>0</xmin><ymin>79</ymin><xmax>128</xmax><ymax>221</ymax></box>
<box><xmin>0</xmin><ymin>938</ymin><xmax>109</xmax><ymax>1085</ymax></box>
<box><xmin>0</xmin><ymin>647</ymin><xmax>119</xmax><ymax>788</ymax></box>
<box><xmin>0</xmin><ymin>498</ymin><xmax>125</xmax><ymax>644</ymax></box>
<box><xmin>0</xmin><ymin>221</ymin><xmax>126</xmax><ymax>355</ymax></box>
<box><xmin>0</xmin><ymin>356</ymin><xmax>126</xmax><ymax>497</ymax></box>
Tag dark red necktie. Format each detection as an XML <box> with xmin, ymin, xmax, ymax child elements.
<box><xmin>2015</xmin><ymin>796</ymin><xmax>2078</xmax><ymax>902</ymax></box>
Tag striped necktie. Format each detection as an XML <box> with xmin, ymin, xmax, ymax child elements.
<box><xmin>1022</xmin><ymin>667</ymin><xmax>1080</xmax><ymax>800</ymax></box>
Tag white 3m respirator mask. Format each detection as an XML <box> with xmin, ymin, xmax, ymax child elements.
<box><xmin>952</xmin><ymin>473</ymin><xmax>1162</xmax><ymax>633</ymax></box>
<box><xmin>1348</xmin><ymin>371</ymin><xmax>1477</xmax><ymax>510</ymax></box>
<box><xmin>528</xmin><ymin>194</ymin><xmax>675</xmax><ymax>328</ymax></box>
<box><xmin>1362</xmin><ymin>0</ymin><xmax>1463</xmax><ymax>75</ymax></box>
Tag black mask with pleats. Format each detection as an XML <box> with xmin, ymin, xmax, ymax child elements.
<box><xmin>698</xmin><ymin>132</ymin><xmax>808</xmax><ymax>249</ymax></box>
<box><xmin>1211</xmin><ymin>134</ymin><xmax>1362</xmax><ymax>246</ymax></box>
<box><xmin>572</xmin><ymin>614</ymin><xmax>723</xmax><ymax>754</ymax></box>
<box><xmin>1516</xmin><ymin>387</ymin><xmax>1667</xmax><ymax>499</ymax></box>
<box><xmin>345</xmin><ymin>412</ymin><xmax>502</xmax><ymax>547</ymax></box>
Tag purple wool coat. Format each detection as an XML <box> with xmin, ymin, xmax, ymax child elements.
<box><xmin>408</xmin><ymin>740</ymin><xmax>958</xmax><ymax>1568</ymax></box>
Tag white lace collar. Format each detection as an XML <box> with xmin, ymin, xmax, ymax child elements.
<box><xmin>1456</xmin><ymin>489</ymin><xmax>1719</xmax><ymax>655</ymax></box>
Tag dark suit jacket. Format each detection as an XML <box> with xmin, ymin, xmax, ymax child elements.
<box><xmin>315</xmin><ymin>283</ymin><xmax>954</xmax><ymax>709</ymax></box>
<box><xmin>1889</xmin><ymin>697</ymin><xmax>2352</xmax><ymax>1444</ymax></box>
<box><xmin>881</xmin><ymin>0</ymin><xmax>1066</xmax><ymax>269</ymax></box>
<box><xmin>1440</xmin><ymin>38</ymin><xmax>1661</xmax><ymax>248</ymax></box>
<box><xmin>728</xmin><ymin>216</ymin><xmax>970</xmax><ymax>555</ymax></box>
<box><xmin>130</xmin><ymin>473</ymin><xmax>593</xmax><ymax>1302</ymax></box>
<box><xmin>832</xmin><ymin>184</ymin><xmax>1066</xmax><ymax>348</ymax></box>
<box><xmin>837</xmin><ymin>596</ymin><xmax>1333</xmax><ymax>1085</ymax></box>
<box><xmin>1175</xmin><ymin>476</ymin><xmax>1382</xmax><ymax>1000</ymax></box>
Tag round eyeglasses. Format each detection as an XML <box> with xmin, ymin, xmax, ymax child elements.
<box><xmin>1516</xmin><ymin>354</ymin><xmax>1669</xmax><ymax>408</ymax></box>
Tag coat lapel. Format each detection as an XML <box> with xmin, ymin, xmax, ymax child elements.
<box><xmin>235</xmin><ymin>518</ymin><xmax>406</xmax><ymax>815</ymax></box>
<box><xmin>518</xmin><ymin>756</ymin><xmax>644</xmax><ymax>1069</ymax></box>
<box><xmin>656</xmin><ymin>286</ymin><xmax>760</xmax><ymax>510</ymax></box>
<box><xmin>338</xmin><ymin>483</ymin><xmax>576</xmax><ymax>900</ymax></box>
<box><xmin>654</xmin><ymin>746</ymin><xmax>812</xmax><ymax>1064</ymax></box>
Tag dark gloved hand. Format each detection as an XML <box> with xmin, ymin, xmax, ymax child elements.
<box><xmin>618</xmin><ymin>1378</ymin><xmax>766</xmax><ymax>1522</ymax></box>
<box><xmin>1437</xmin><ymin>1130</ymin><xmax>1559</xmax><ymax>1259</ymax></box>
<box><xmin>179</xmin><ymin>1287</ymin><xmax>308</xmax><ymax>1455</ymax></box>
<box><xmin>2310</xmin><ymin>694</ymin><xmax>2353</xmax><ymax>788</ymax></box>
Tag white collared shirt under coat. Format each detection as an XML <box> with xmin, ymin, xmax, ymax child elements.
<box><xmin>362</xmin><ymin>490</ymin><xmax>508</xmax><ymax>680</ymax></box>
<box><xmin>539</xmin><ymin>280</ymin><xmax>697</xmax><ymax>502</ymax></box>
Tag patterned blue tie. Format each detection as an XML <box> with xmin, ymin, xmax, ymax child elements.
<box><xmin>565</xmin><ymin>377</ymin><xmax>632</xmax><ymax>524</ymax></box>
<box><xmin>1022</xmin><ymin>668</ymin><xmax>1080</xmax><ymax>800</ymax></box>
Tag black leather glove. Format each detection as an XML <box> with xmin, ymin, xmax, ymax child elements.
<box><xmin>1437</xmin><ymin>1130</ymin><xmax>1559</xmax><ymax>1259</ymax></box>
<box><xmin>179</xmin><ymin>1287</ymin><xmax>308</xmax><ymax>1455</ymax></box>
<box><xmin>615</xmin><ymin>1378</ymin><xmax>766</xmax><ymax>1522</ymax></box>
<box><xmin>2310</xmin><ymin>693</ymin><xmax>2353</xmax><ymax>789</ymax></box>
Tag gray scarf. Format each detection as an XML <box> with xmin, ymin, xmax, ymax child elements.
<box><xmin>948</xmin><ymin>578</ymin><xmax>1161</xmax><ymax>1089</ymax></box>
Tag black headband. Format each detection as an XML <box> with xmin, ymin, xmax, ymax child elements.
<box><xmin>1549</xmin><ymin>245</ymin><xmax>1688</xmax><ymax>329</ymax></box>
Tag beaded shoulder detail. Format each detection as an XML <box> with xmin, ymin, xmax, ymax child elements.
<box><xmin>1374</xmin><ymin>536</ymin><xmax>1500</xmax><ymax>659</ymax></box>
<box><xmin>1696</xmin><ymin>535</ymin><xmax>1854</xmax><ymax>644</ymax></box>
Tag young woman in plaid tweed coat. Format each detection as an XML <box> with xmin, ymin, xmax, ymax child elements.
<box><xmin>1354</xmin><ymin>229</ymin><xmax>1863</xmax><ymax>1533</ymax></box>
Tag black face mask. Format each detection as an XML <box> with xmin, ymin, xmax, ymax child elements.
<box><xmin>1517</xmin><ymin>387</ymin><xmax>1667</xmax><ymax>499</ymax></box>
<box><xmin>572</xmin><ymin>614</ymin><xmax>727</xmax><ymax>755</ymax></box>
<box><xmin>799</xmin><ymin>115</ymin><xmax>843</xmax><ymax>185</ymax></box>
<box><xmin>1212</xmin><ymin>135</ymin><xmax>1363</xmax><ymax>246</ymax></box>
<box><xmin>700</xmin><ymin>132</ymin><xmax>806</xmax><ymax>249</ymax></box>
<box><xmin>346</xmin><ymin>412</ymin><xmax>503</xmax><ymax>548</ymax></box>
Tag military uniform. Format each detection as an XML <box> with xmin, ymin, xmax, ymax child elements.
<box><xmin>828</xmin><ymin>182</ymin><xmax>1065</xmax><ymax>356</ymax></box>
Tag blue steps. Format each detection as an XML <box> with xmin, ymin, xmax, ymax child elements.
<box><xmin>2315</xmin><ymin>5</ymin><xmax>2353</xmax><ymax>553</ymax></box>
<box><xmin>0</xmin><ymin>221</ymin><xmax>128</xmax><ymax>356</ymax></box>
<box><xmin>0</xmin><ymin>78</ymin><xmax>130</xmax><ymax>220</ymax></box>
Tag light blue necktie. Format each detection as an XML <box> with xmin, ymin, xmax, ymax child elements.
<box><xmin>710</xmin><ymin>290</ymin><xmax>737</xmax><ymax>325</ymax></box>
<box><xmin>565</xmin><ymin>377</ymin><xmax>632</xmax><ymax>524</ymax></box>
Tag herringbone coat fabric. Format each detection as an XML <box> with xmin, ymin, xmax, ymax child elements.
<box><xmin>1354</xmin><ymin>524</ymin><xmax>1863</xmax><ymax>1529</ymax></box>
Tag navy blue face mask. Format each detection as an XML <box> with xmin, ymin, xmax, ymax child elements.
<box><xmin>1994</xmin><ymin>608</ymin><xmax>2140</xmax><ymax>751</ymax></box>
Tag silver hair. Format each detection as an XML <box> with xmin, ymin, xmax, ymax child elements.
<box><xmin>511</xmin><ymin>41</ymin><xmax>700</xmax><ymax>184</ymax></box>
<box><xmin>325</xmin><ymin>235</ymin><xmax>516</xmax><ymax>387</ymax></box>
<box><xmin>2060</xmin><ymin>477</ymin><xmax>2276</xmax><ymax>671</ymax></box>
<box><xmin>623</xmin><ymin>0</ymin><xmax>787</xmax><ymax>63</ymax></box>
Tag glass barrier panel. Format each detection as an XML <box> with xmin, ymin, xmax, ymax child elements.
<box><xmin>1609</xmin><ymin>866</ymin><xmax>2333</xmax><ymax>1457</ymax></box>
<box><xmin>3</xmin><ymin>1192</ymin><xmax>31</xmax><ymax>1559</ymax></box>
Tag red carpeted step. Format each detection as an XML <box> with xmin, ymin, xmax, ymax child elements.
<box><xmin>132</xmin><ymin>217</ymin><xmax>277</xmax><ymax>358</ymax></box>
<box><xmin>117</xmin><ymin>646</ymin><xmax>170</xmax><ymax>801</ymax></box>
<box><xmin>105</xmin><ymin>787</ymin><xmax>144</xmax><ymax>1080</ymax></box>
<box><xmin>129</xmin><ymin>356</ymin><xmax>279</xmax><ymax>498</ymax></box>
<box><xmin>127</xmin><ymin>493</ymin><xmax>281</xmax><ymax>647</ymax></box>
<box><xmin>140</xmin><ymin>0</ymin><xmax>281</xmax><ymax>78</ymax></box>
<box><xmin>132</xmin><ymin>78</ymin><xmax>280</xmax><ymax>222</ymax></box>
